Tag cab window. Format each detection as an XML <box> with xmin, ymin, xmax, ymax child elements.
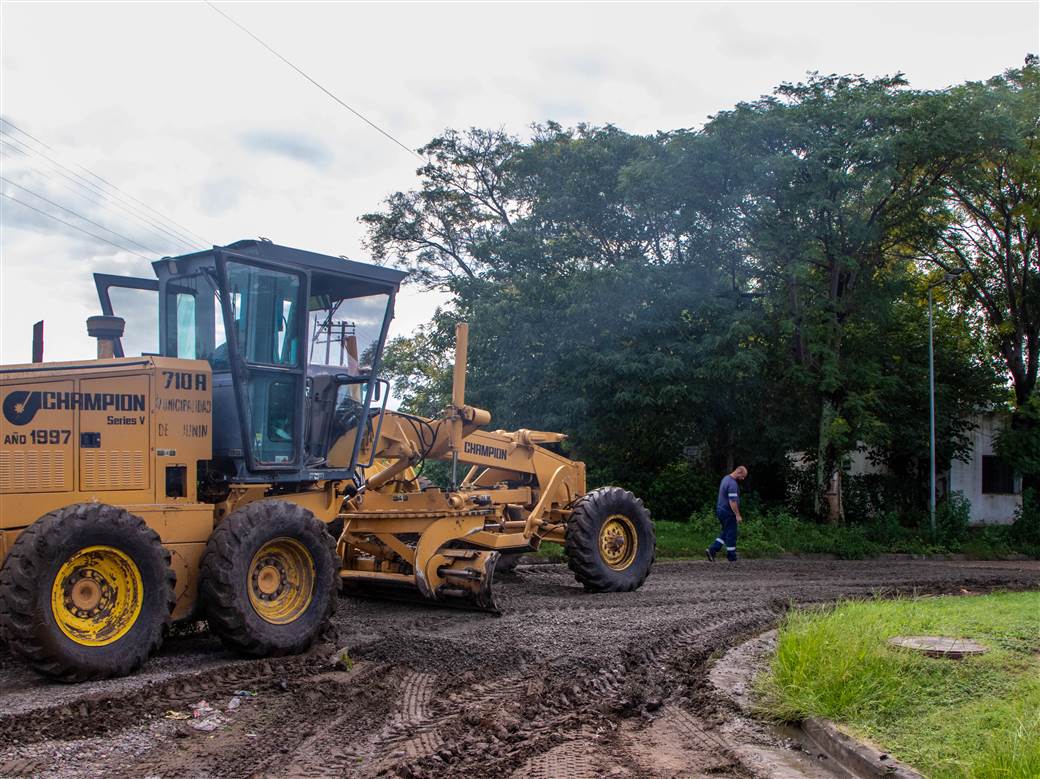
<box><xmin>225</xmin><ymin>262</ymin><xmax>302</xmax><ymax>367</ymax></box>
<box><xmin>309</xmin><ymin>292</ymin><xmax>390</xmax><ymax>373</ymax></box>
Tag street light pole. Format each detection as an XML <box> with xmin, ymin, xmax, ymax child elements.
<box><xmin>927</xmin><ymin>269</ymin><xmax>964</xmax><ymax>534</ymax></box>
<box><xmin>928</xmin><ymin>285</ymin><xmax>936</xmax><ymax>533</ymax></box>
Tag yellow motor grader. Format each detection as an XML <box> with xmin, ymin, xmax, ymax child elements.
<box><xmin>0</xmin><ymin>240</ymin><xmax>654</xmax><ymax>682</ymax></box>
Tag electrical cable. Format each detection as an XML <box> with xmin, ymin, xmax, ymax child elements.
<box><xmin>204</xmin><ymin>1</ymin><xmax>422</xmax><ymax>161</ymax></box>
<box><xmin>0</xmin><ymin>176</ymin><xmax>163</xmax><ymax>256</ymax></box>
<box><xmin>0</xmin><ymin>132</ymin><xmax>199</xmax><ymax>252</ymax></box>
<box><xmin>0</xmin><ymin>143</ymin><xmax>185</xmax><ymax>252</ymax></box>
<box><xmin>2</xmin><ymin>192</ymin><xmax>151</xmax><ymax>260</ymax></box>
<box><xmin>0</xmin><ymin>118</ymin><xmax>211</xmax><ymax>247</ymax></box>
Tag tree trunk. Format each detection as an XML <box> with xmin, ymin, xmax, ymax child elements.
<box><xmin>816</xmin><ymin>397</ymin><xmax>844</xmax><ymax>523</ymax></box>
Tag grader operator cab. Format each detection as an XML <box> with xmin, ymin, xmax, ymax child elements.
<box><xmin>0</xmin><ymin>240</ymin><xmax>655</xmax><ymax>682</ymax></box>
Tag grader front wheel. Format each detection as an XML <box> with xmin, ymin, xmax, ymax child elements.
<box><xmin>565</xmin><ymin>487</ymin><xmax>655</xmax><ymax>592</ymax></box>
<box><xmin>199</xmin><ymin>501</ymin><xmax>337</xmax><ymax>657</ymax></box>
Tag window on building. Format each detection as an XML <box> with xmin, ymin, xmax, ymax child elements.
<box><xmin>981</xmin><ymin>455</ymin><xmax>1016</xmax><ymax>494</ymax></box>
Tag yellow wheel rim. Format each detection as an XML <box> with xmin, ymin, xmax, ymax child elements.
<box><xmin>247</xmin><ymin>538</ymin><xmax>315</xmax><ymax>625</ymax></box>
<box><xmin>599</xmin><ymin>514</ymin><xmax>638</xmax><ymax>571</ymax></box>
<box><xmin>51</xmin><ymin>545</ymin><xmax>143</xmax><ymax>646</ymax></box>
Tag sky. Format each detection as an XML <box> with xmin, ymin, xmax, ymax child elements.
<box><xmin>1</xmin><ymin>1</ymin><xmax>1037</xmax><ymax>366</ymax></box>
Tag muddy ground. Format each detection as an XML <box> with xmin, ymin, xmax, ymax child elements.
<box><xmin>1</xmin><ymin>558</ymin><xmax>1038</xmax><ymax>779</ymax></box>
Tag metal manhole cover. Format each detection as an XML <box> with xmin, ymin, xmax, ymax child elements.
<box><xmin>887</xmin><ymin>636</ymin><xmax>988</xmax><ymax>659</ymax></box>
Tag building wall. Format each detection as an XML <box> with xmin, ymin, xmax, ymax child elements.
<box><xmin>948</xmin><ymin>413</ymin><xmax>1022</xmax><ymax>526</ymax></box>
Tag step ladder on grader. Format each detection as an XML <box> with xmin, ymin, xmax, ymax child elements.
<box><xmin>0</xmin><ymin>240</ymin><xmax>655</xmax><ymax>681</ymax></box>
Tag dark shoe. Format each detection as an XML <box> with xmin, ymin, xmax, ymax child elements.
<box><xmin>727</xmin><ymin>553</ymin><xmax>738</xmax><ymax>562</ymax></box>
<box><xmin>705</xmin><ymin>548</ymin><xmax>716</xmax><ymax>562</ymax></box>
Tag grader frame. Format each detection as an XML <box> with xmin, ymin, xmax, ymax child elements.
<box><xmin>334</xmin><ymin>324</ymin><xmax>586</xmax><ymax>610</ymax></box>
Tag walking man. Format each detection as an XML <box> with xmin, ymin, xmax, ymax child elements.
<box><xmin>707</xmin><ymin>466</ymin><xmax>747</xmax><ymax>562</ymax></box>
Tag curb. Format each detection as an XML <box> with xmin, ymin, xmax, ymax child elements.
<box><xmin>800</xmin><ymin>719</ymin><xmax>923</xmax><ymax>779</ymax></box>
<box><xmin>710</xmin><ymin>630</ymin><xmax>923</xmax><ymax>779</ymax></box>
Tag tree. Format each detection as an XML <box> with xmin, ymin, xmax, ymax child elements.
<box><xmin>917</xmin><ymin>60</ymin><xmax>1038</xmax><ymax>396</ymax></box>
<box><xmin>362</xmin><ymin>70</ymin><xmax>1017</xmax><ymax>519</ymax></box>
<box><xmin>702</xmin><ymin>73</ymin><xmax>993</xmax><ymax>519</ymax></box>
<box><xmin>380</xmin><ymin>311</ymin><xmax>458</xmax><ymax>417</ymax></box>
<box><xmin>361</xmin><ymin>128</ymin><xmax>521</xmax><ymax>287</ymax></box>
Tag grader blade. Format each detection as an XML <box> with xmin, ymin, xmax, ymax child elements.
<box><xmin>432</xmin><ymin>549</ymin><xmax>500</xmax><ymax>612</ymax></box>
<box><xmin>340</xmin><ymin>548</ymin><xmax>501</xmax><ymax>613</ymax></box>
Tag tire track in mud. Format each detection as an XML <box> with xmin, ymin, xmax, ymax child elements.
<box><xmin>379</xmin><ymin>564</ymin><xmax>1039</xmax><ymax>778</ymax></box>
<box><xmin>251</xmin><ymin>663</ymin><xmax>403</xmax><ymax>779</ymax></box>
<box><xmin>374</xmin><ymin>671</ymin><xmax>443</xmax><ymax>762</ymax></box>
<box><xmin>388</xmin><ymin>606</ymin><xmax>782</xmax><ymax>777</ymax></box>
<box><xmin>0</xmin><ymin>653</ymin><xmax>324</xmax><ymax>749</ymax></box>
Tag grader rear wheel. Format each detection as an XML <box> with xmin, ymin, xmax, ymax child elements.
<box><xmin>565</xmin><ymin>487</ymin><xmax>655</xmax><ymax>592</ymax></box>
<box><xmin>0</xmin><ymin>503</ymin><xmax>176</xmax><ymax>682</ymax></box>
<box><xmin>199</xmin><ymin>500</ymin><xmax>337</xmax><ymax>656</ymax></box>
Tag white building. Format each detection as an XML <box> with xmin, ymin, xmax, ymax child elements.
<box><xmin>943</xmin><ymin>412</ymin><xmax>1022</xmax><ymax>525</ymax></box>
<box><xmin>792</xmin><ymin>412</ymin><xmax>1023</xmax><ymax>525</ymax></box>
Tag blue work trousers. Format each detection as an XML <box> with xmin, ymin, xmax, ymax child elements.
<box><xmin>709</xmin><ymin>508</ymin><xmax>738</xmax><ymax>561</ymax></box>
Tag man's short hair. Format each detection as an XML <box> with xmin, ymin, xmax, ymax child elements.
<box><xmin>734</xmin><ymin>465</ymin><xmax>748</xmax><ymax>475</ymax></box>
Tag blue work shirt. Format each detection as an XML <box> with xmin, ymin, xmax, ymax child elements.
<box><xmin>717</xmin><ymin>475</ymin><xmax>740</xmax><ymax>515</ymax></box>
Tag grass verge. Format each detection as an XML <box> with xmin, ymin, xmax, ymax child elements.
<box><xmin>531</xmin><ymin>512</ymin><xmax>1038</xmax><ymax>561</ymax></box>
<box><xmin>756</xmin><ymin>592</ymin><xmax>1040</xmax><ymax>778</ymax></box>
<box><xmin>653</xmin><ymin>514</ymin><xmax>1039</xmax><ymax>559</ymax></box>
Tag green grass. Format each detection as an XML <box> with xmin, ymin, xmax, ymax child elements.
<box><xmin>652</xmin><ymin>513</ymin><xmax>1040</xmax><ymax>560</ymax></box>
<box><xmin>757</xmin><ymin>592</ymin><xmax>1040</xmax><ymax>778</ymax></box>
<box><xmin>530</xmin><ymin>510</ymin><xmax>1039</xmax><ymax>562</ymax></box>
<box><xmin>654</xmin><ymin>514</ymin><xmax>887</xmax><ymax>558</ymax></box>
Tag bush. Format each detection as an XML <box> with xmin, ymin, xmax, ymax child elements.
<box><xmin>642</xmin><ymin>460</ymin><xmax>716</xmax><ymax>522</ymax></box>
<box><xmin>1012</xmin><ymin>489</ymin><xmax>1040</xmax><ymax>547</ymax></box>
<box><xmin>934</xmin><ymin>491</ymin><xmax>971</xmax><ymax>544</ymax></box>
<box><xmin>654</xmin><ymin>503</ymin><xmax>1040</xmax><ymax>559</ymax></box>
<box><xmin>664</xmin><ymin>509</ymin><xmax>883</xmax><ymax>559</ymax></box>
<box><xmin>844</xmin><ymin>473</ymin><xmax>906</xmax><ymax>524</ymax></box>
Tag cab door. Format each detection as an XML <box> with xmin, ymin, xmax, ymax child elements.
<box><xmin>215</xmin><ymin>253</ymin><xmax>307</xmax><ymax>471</ymax></box>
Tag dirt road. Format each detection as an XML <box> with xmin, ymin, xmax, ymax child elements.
<box><xmin>1</xmin><ymin>558</ymin><xmax>1037</xmax><ymax>778</ymax></box>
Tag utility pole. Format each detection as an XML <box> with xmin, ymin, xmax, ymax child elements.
<box><xmin>928</xmin><ymin>285</ymin><xmax>937</xmax><ymax>533</ymax></box>
<box><xmin>928</xmin><ymin>270</ymin><xmax>964</xmax><ymax>533</ymax></box>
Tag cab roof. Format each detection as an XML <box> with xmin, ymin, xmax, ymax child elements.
<box><xmin>152</xmin><ymin>239</ymin><xmax>408</xmax><ymax>290</ymax></box>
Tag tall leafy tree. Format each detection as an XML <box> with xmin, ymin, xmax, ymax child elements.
<box><xmin>702</xmin><ymin>74</ymin><xmax>992</xmax><ymax>519</ymax></box>
<box><xmin>362</xmin><ymin>128</ymin><xmax>521</xmax><ymax>286</ymax></box>
<box><xmin>366</xmin><ymin>68</ymin><xmax>1020</xmax><ymax>519</ymax></box>
<box><xmin>919</xmin><ymin>60</ymin><xmax>1039</xmax><ymax>410</ymax></box>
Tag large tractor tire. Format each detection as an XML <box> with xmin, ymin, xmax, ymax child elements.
<box><xmin>0</xmin><ymin>503</ymin><xmax>176</xmax><ymax>682</ymax></box>
<box><xmin>565</xmin><ymin>487</ymin><xmax>655</xmax><ymax>592</ymax></box>
<box><xmin>199</xmin><ymin>500</ymin><xmax>337</xmax><ymax>657</ymax></box>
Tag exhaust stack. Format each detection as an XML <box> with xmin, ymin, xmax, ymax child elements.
<box><xmin>31</xmin><ymin>320</ymin><xmax>44</xmax><ymax>363</ymax></box>
<box><xmin>86</xmin><ymin>315</ymin><xmax>125</xmax><ymax>359</ymax></box>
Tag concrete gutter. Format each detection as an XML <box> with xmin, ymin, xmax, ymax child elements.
<box><xmin>800</xmin><ymin>719</ymin><xmax>922</xmax><ymax>779</ymax></box>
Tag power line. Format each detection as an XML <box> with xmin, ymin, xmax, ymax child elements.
<box><xmin>0</xmin><ymin>118</ymin><xmax>212</xmax><ymax>247</ymax></box>
<box><xmin>2</xmin><ymin>192</ymin><xmax>151</xmax><ymax>260</ymax></box>
<box><xmin>0</xmin><ymin>131</ymin><xmax>197</xmax><ymax>251</ymax></box>
<box><xmin>205</xmin><ymin>1</ymin><xmax>422</xmax><ymax>161</ymax></box>
<box><xmin>1</xmin><ymin>140</ymin><xmax>186</xmax><ymax>252</ymax></box>
<box><xmin>1</xmin><ymin>133</ymin><xmax>197</xmax><ymax>252</ymax></box>
<box><xmin>0</xmin><ymin>176</ymin><xmax>163</xmax><ymax>256</ymax></box>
